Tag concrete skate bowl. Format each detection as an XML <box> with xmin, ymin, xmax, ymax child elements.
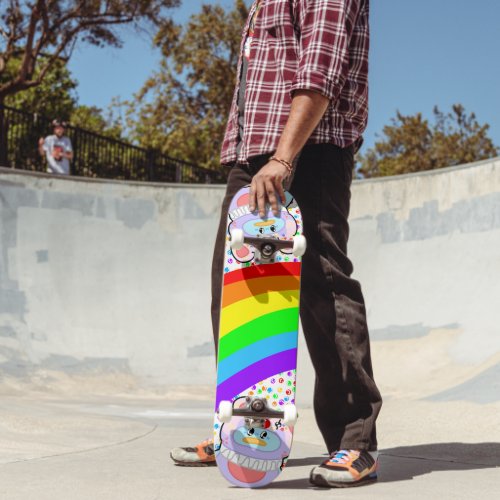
<box><xmin>0</xmin><ymin>158</ymin><xmax>499</xmax><ymax>406</ymax></box>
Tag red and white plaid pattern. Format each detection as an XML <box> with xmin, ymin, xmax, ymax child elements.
<box><xmin>220</xmin><ymin>0</ymin><xmax>370</xmax><ymax>165</ymax></box>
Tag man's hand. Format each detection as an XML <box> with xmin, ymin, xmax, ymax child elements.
<box><xmin>38</xmin><ymin>137</ymin><xmax>45</xmax><ymax>156</ymax></box>
<box><xmin>249</xmin><ymin>159</ymin><xmax>289</xmax><ymax>217</ymax></box>
<box><xmin>248</xmin><ymin>90</ymin><xmax>330</xmax><ymax>218</ymax></box>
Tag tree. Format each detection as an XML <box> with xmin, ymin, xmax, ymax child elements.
<box><xmin>2</xmin><ymin>52</ymin><xmax>123</xmax><ymax>139</ymax></box>
<box><xmin>0</xmin><ymin>0</ymin><xmax>180</xmax><ymax>104</ymax></box>
<box><xmin>123</xmin><ymin>0</ymin><xmax>248</xmax><ymax>170</ymax></box>
<box><xmin>358</xmin><ymin>105</ymin><xmax>499</xmax><ymax>178</ymax></box>
<box><xmin>70</xmin><ymin>104</ymin><xmax>123</xmax><ymax>140</ymax></box>
<box><xmin>3</xmin><ymin>54</ymin><xmax>78</xmax><ymax>118</ymax></box>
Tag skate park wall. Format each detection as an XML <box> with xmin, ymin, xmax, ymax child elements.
<box><xmin>1</xmin><ymin>158</ymin><xmax>499</xmax><ymax>406</ymax></box>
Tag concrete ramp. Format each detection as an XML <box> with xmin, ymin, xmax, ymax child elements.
<box><xmin>348</xmin><ymin>158</ymin><xmax>500</xmax><ymax>404</ymax></box>
<box><xmin>0</xmin><ymin>158</ymin><xmax>499</xmax><ymax>406</ymax></box>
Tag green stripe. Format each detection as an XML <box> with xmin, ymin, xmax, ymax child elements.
<box><xmin>219</xmin><ymin>307</ymin><xmax>299</xmax><ymax>362</ymax></box>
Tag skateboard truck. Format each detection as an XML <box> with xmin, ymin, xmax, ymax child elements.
<box><xmin>218</xmin><ymin>397</ymin><xmax>298</xmax><ymax>426</ymax></box>
<box><xmin>230</xmin><ymin>229</ymin><xmax>306</xmax><ymax>260</ymax></box>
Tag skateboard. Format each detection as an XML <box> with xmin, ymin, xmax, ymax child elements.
<box><xmin>213</xmin><ymin>185</ymin><xmax>306</xmax><ymax>488</ymax></box>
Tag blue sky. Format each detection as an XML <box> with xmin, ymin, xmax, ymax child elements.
<box><xmin>68</xmin><ymin>0</ymin><xmax>500</xmax><ymax>153</ymax></box>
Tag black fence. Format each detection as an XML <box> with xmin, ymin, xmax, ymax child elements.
<box><xmin>0</xmin><ymin>104</ymin><xmax>228</xmax><ymax>184</ymax></box>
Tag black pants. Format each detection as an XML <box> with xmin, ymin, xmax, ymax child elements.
<box><xmin>211</xmin><ymin>144</ymin><xmax>382</xmax><ymax>452</ymax></box>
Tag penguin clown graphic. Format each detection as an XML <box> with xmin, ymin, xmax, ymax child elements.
<box><xmin>215</xmin><ymin>407</ymin><xmax>291</xmax><ymax>487</ymax></box>
<box><xmin>227</xmin><ymin>187</ymin><xmax>299</xmax><ymax>264</ymax></box>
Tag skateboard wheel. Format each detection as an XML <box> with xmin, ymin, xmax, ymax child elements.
<box><xmin>292</xmin><ymin>235</ymin><xmax>307</xmax><ymax>257</ymax></box>
<box><xmin>230</xmin><ymin>228</ymin><xmax>244</xmax><ymax>250</ymax></box>
<box><xmin>218</xmin><ymin>400</ymin><xmax>233</xmax><ymax>423</ymax></box>
<box><xmin>283</xmin><ymin>404</ymin><xmax>298</xmax><ymax>426</ymax></box>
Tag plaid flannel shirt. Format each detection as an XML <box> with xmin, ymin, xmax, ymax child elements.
<box><xmin>220</xmin><ymin>0</ymin><xmax>370</xmax><ymax>165</ymax></box>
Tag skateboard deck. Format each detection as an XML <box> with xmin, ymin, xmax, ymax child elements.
<box><xmin>213</xmin><ymin>185</ymin><xmax>305</xmax><ymax>488</ymax></box>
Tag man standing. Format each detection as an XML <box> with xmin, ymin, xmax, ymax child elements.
<box><xmin>171</xmin><ymin>0</ymin><xmax>382</xmax><ymax>488</ymax></box>
<box><xmin>38</xmin><ymin>119</ymin><xmax>73</xmax><ymax>175</ymax></box>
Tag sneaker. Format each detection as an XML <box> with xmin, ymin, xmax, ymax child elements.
<box><xmin>310</xmin><ymin>449</ymin><xmax>378</xmax><ymax>488</ymax></box>
<box><xmin>170</xmin><ymin>438</ymin><xmax>216</xmax><ymax>467</ymax></box>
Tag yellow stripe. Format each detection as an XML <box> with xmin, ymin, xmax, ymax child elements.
<box><xmin>220</xmin><ymin>289</ymin><xmax>299</xmax><ymax>338</ymax></box>
<box><xmin>254</xmin><ymin>219</ymin><xmax>277</xmax><ymax>227</ymax></box>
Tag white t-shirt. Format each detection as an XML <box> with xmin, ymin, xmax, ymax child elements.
<box><xmin>43</xmin><ymin>135</ymin><xmax>73</xmax><ymax>175</ymax></box>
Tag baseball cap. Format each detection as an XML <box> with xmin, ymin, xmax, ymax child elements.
<box><xmin>52</xmin><ymin>119</ymin><xmax>68</xmax><ymax>128</ymax></box>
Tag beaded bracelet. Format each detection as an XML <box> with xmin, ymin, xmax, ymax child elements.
<box><xmin>269</xmin><ymin>156</ymin><xmax>294</xmax><ymax>175</ymax></box>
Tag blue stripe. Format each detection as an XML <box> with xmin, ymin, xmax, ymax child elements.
<box><xmin>216</xmin><ymin>330</ymin><xmax>298</xmax><ymax>384</ymax></box>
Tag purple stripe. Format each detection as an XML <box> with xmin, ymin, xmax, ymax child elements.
<box><xmin>215</xmin><ymin>349</ymin><xmax>297</xmax><ymax>409</ymax></box>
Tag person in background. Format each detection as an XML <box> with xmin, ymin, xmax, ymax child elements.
<box><xmin>38</xmin><ymin>119</ymin><xmax>73</xmax><ymax>175</ymax></box>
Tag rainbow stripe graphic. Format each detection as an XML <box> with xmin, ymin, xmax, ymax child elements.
<box><xmin>215</xmin><ymin>262</ymin><xmax>300</xmax><ymax>408</ymax></box>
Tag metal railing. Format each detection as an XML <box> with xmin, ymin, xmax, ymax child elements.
<box><xmin>0</xmin><ymin>104</ymin><xmax>228</xmax><ymax>184</ymax></box>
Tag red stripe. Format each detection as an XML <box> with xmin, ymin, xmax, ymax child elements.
<box><xmin>223</xmin><ymin>262</ymin><xmax>301</xmax><ymax>286</ymax></box>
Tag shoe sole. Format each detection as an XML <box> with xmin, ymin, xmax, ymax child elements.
<box><xmin>170</xmin><ymin>452</ymin><xmax>217</xmax><ymax>467</ymax></box>
<box><xmin>310</xmin><ymin>472</ymin><xmax>377</xmax><ymax>488</ymax></box>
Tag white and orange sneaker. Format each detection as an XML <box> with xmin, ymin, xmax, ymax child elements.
<box><xmin>170</xmin><ymin>438</ymin><xmax>216</xmax><ymax>467</ymax></box>
<box><xmin>310</xmin><ymin>449</ymin><xmax>378</xmax><ymax>487</ymax></box>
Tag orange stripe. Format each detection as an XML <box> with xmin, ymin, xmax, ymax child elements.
<box><xmin>222</xmin><ymin>275</ymin><xmax>300</xmax><ymax>308</ymax></box>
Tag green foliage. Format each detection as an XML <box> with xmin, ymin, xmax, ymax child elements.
<box><xmin>3</xmin><ymin>54</ymin><xmax>122</xmax><ymax>138</ymax></box>
<box><xmin>123</xmin><ymin>0</ymin><xmax>249</xmax><ymax>169</ymax></box>
<box><xmin>70</xmin><ymin>105</ymin><xmax>124</xmax><ymax>140</ymax></box>
<box><xmin>358</xmin><ymin>105</ymin><xmax>499</xmax><ymax>178</ymax></box>
<box><xmin>3</xmin><ymin>56</ymin><xmax>77</xmax><ymax>119</ymax></box>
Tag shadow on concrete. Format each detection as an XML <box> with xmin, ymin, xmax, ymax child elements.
<box><xmin>286</xmin><ymin>455</ymin><xmax>327</xmax><ymax>467</ymax></box>
<box><xmin>265</xmin><ymin>478</ymin><xmax>314</xmax><ymax>490</ymax></box>
<box><xmin>379</xmin><ymin>443</ymin><xmax>500</xmax><ymax>483</ymax></box>
<box><xmin>266</xmin><ymin>443</ymin><xmax>500</xmax><ymax>489</ymax></box>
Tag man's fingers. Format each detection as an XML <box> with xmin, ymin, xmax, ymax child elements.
<box><xmin>265</xmin><ymin>179</ymin><xmax>280</xmax><ymax>216</ymax></box>
<box><xmin>250</xmin><ymin>177</ymin><xmax>266</xmax><ymax>215</ymax></box>
<box><xmin>256</xmin><ymin>179</ymin><xmax>267</xmax><ymax>217</ymax></box>
<box><xmin>249</xmin><ymin>163</ymin><xmax>288</xmax><ymax>217</ymax></box>
<box><xmin>249</xmin><ymin>179</ymin><xmax>257</xmax><ymax>212</ymax></box>
<box><xmin>277</xmin><ymin>181</ymin><xmax>286</xmax><ymax>206</ymax></box>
